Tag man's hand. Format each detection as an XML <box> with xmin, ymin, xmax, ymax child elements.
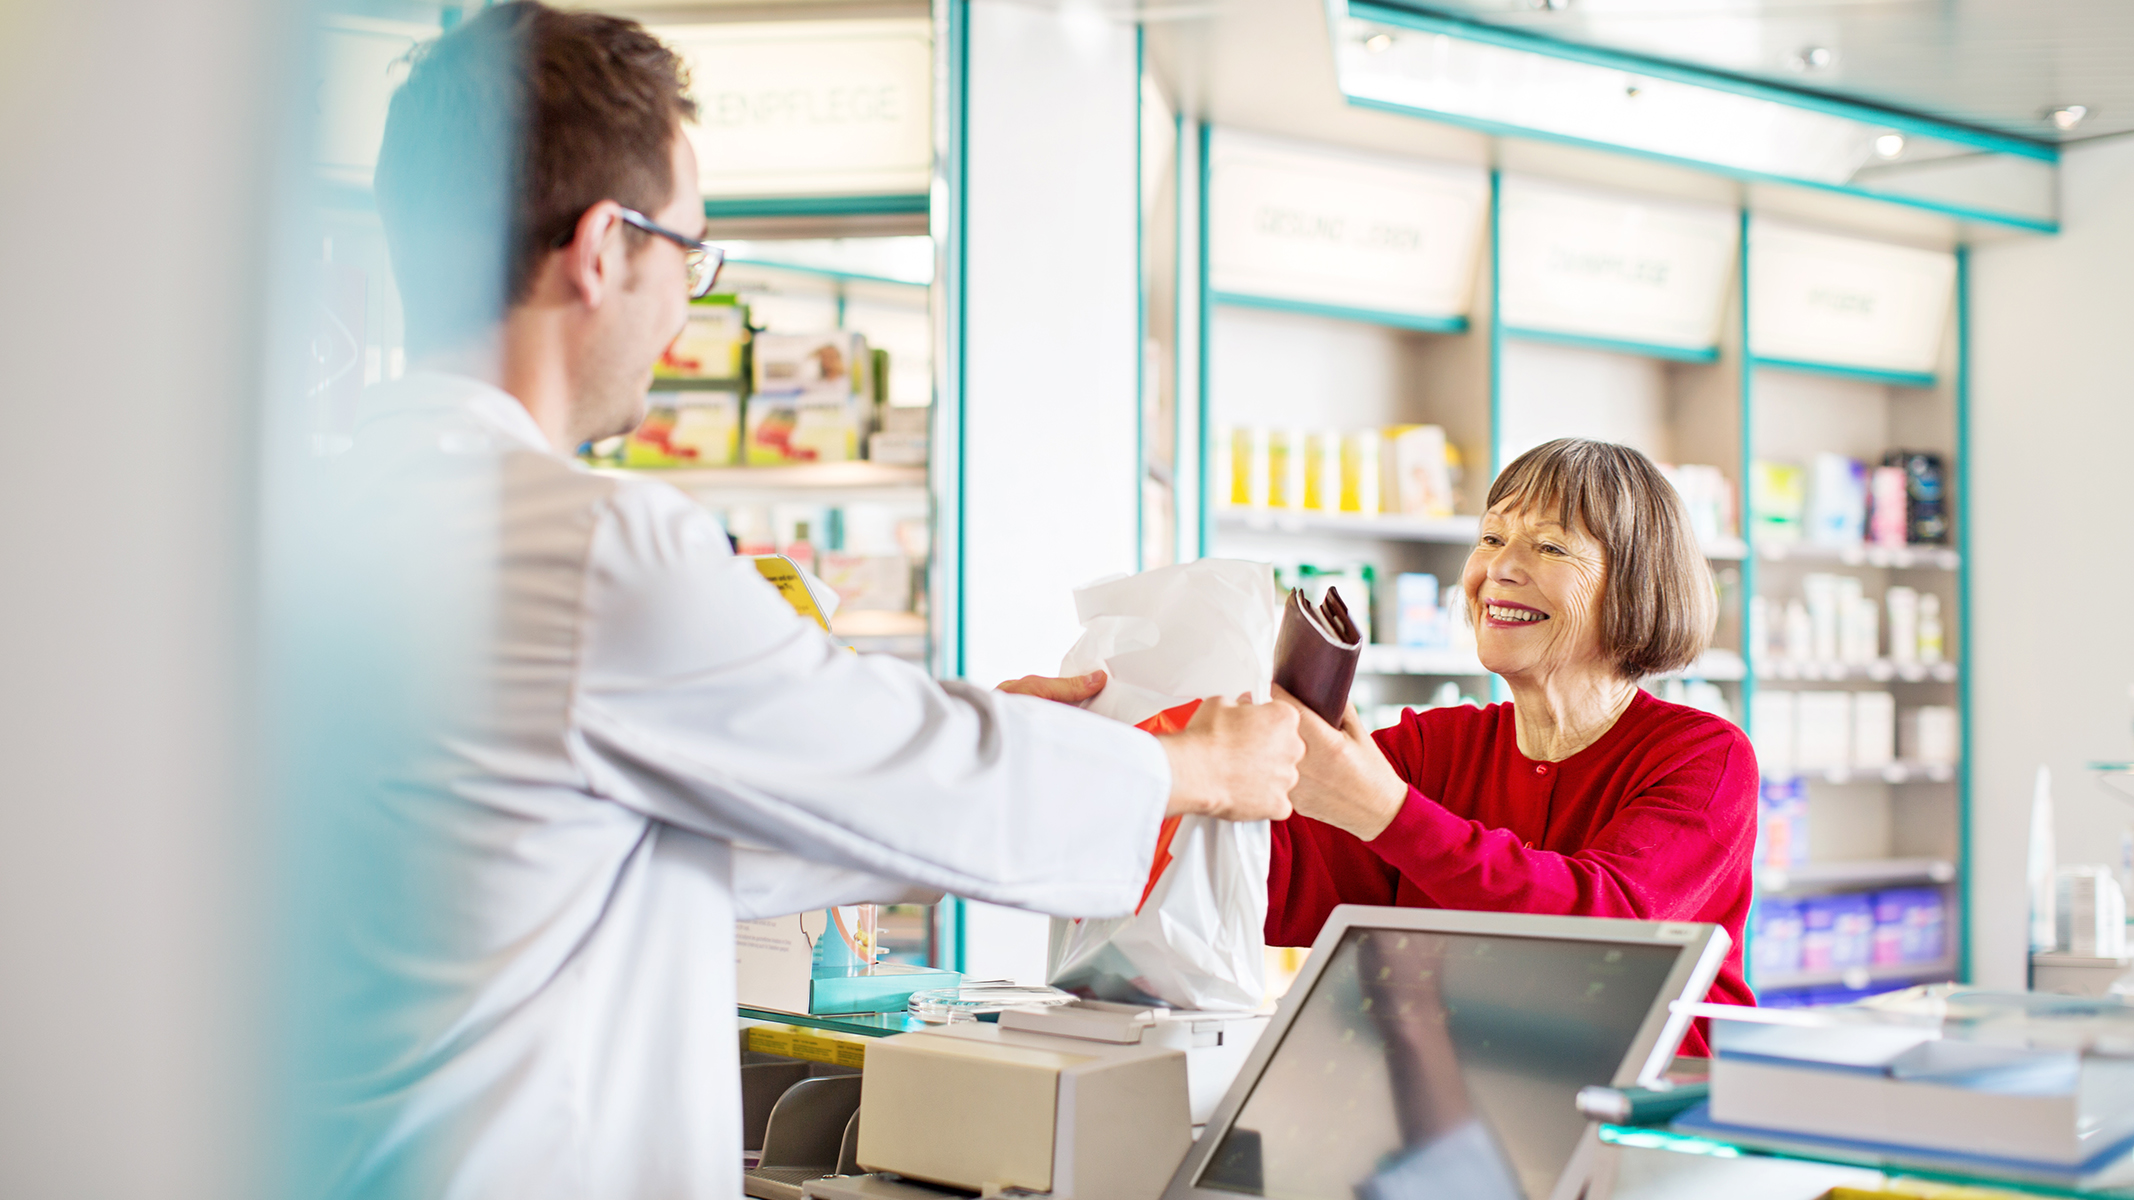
<box><xmin>997</xmin><ymin>670</ymin><xmax>1108</xmax><ymax>705</ymax></box>
<box><xmin>1160</xmin><ymin>695</ymin><xmax>1303</xmax><ymax>822</ymax></box>
<box><xmin>1273</xmin><ymin>686</ymin><xmax>1408</xmax><ymax>841</ymax></box>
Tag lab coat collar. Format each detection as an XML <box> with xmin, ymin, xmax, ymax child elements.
<box><xmin>366</xmin><ymin>369</ymin><xmax>561</xmax><ymax>457</ymax></box>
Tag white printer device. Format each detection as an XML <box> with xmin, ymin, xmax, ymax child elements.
<box><xmin>803</xmin><ymin>1002</ymin><xmax>1268</xmax><ymax>1200</ymax></box>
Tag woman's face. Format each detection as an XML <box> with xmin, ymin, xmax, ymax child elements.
<box><xmin>1461</xmin><ymin>500</ymin><xmax>1612</xmax><ymax>683</ymax></box>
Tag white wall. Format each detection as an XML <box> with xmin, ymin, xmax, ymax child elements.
<box><xmin>957</xmin><ymin>0</ymin><xmax>1142</xmax><ymax>983</ymax></box>
<box><xmin>0</xmin><ymin>0</ymin><xmax>282</xmax><ymax>1195</ymax></box>
<box><xmin>1970</xmin><ymin>135</ymin><xmax>2134</xmax><ymax>989</ymax></box>
<box><xmin>1497</xmin><ymin>340</ymin><xmax>1671</xmax><ymax>465</ymax></box>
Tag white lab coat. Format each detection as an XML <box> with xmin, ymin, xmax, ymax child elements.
<box><xmin>290</xmin><ymin>372</ymin><xmax>1168</xmax><ymax>1200</ymax></box>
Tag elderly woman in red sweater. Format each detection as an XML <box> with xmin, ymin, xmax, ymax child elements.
<box><xmin>1273</xmin><ymin>438</ymin><xmax>1758</xmax><ymax>1046</ymax></box>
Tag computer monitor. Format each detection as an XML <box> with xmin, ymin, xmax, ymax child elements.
<box><xmin>1161</xmin><ymin>906</ymin><xmax>1731</xmax><ymax>1200</ymax></box>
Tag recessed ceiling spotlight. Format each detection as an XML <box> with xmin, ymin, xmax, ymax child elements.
<box><xmin>1527</xmin><ymin>0</ymin><xmax>1569</xmax><ymax>10</ymax></box>
<box><xmin>1364</xmin><ymin>32</ymin><xmax>1393</xmax><ymax>53</ymax></box>
<box><xmin>2050</xmin><ymin>105</ymin><xmax>2090</xmax><ymax>131</ymax></box>
<box><xmin>1874</xmin><ymin>133</ymin><xmax>1905</xmax><ymax>159</ymax></box>
<box><xmin>1786</xmin><ymin>46</ymin><xmax>1835</xmax><ymax>71</ymax></box>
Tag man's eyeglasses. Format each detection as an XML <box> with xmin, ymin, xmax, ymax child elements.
<box><xmin>615</xmin><ymin>206</ymin><xmax>725</xmax><ymax>298</ymax></box>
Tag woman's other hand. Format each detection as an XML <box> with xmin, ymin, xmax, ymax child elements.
<box><xmin>996</xmin><ymin>670</ymin><xmax>1107</xmax><ymax>705</ymax></box>
<box><xmin>1274</xmin><ymin>686</ymin><xmax>1408</xmax><ymax>841</ymax></box>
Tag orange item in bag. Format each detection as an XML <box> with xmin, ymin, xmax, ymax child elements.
<box><xmin>1134</xmin><ymin>699</ymin><xmax>1202</xmax><ymax>913</ymax></box>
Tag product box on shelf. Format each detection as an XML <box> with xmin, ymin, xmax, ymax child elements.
<box><xmin>1799</xmin><ymin>892</ymin><xmax>1874</xmax><ymax>973</ymax></box>
<box><xmin>1756</xmin><ymin>777</ymin><xmax>1810</xmax><ymax>869</ymax></box>
<box><xmin>1752</xmin><ymin>897</ymin><xmax>1805</xmax><ymax>979</ymax></box>
<box><xmin>744</xmin><ymin>394</ymin><xmax>865</xmax><ymax>464</ymax></box>
<box><xmin>1871</xmin><ymin>888</ymin><xmax>1947</xmax><ymax>966</ymax></box>
<box><xmin>622</xmin><ymin>391</ymin><xmax>741</xmax><ymax>467</ymax></box>
<box><xmin>868</xmin><ymin>403</ymin><xmax>930</xmax><ymax>466</ymax></box>
<box><xmin>1807</xmin><ymin>453</ymin><xmax>1868</xmax><ymax>547</ymax></box>
<box><xmin>1217</xmin><ymin>423</ymin><xmax>1462</xmax><ymax>518</ymax></box>
<box><xmin>1899</xmin><ymin>706</ymin><xmax>1959</xmax><ymax>765</ymax></box>
<box><xmin>1385</xmin><ymin>425</ymin><xmax>1457</xmax><ymax>518</ymax></box>
<box><xmin>654</xmin><ymin>298</ymin><xmax>748</xmax><ymax>381</ymax></box>
<box><xmin>1750</xmin><ymin>462</ymin><xmax>1806</xmax><ymax>546</ymax></box>
<box><xmin>1794</xmin><ymin>691</ymin><xmax>1853</xmax><ymax>772</ymax></box>
<box><xmin>1885</xmin><ymin>450</ymin><xmax>1948</xmax><ymax>544</ymax></box>
<box><xmin>1852</xmin><ymin>691</ymin><xmax>1896</xmax><ymax>769</ymax></box>
<box><xmin>1393</xmin><ymin>573</ymin><xmax>1446</xmax><ymax>649</ymax></box>
<box><xmin>1660</xmin><ymin>463</ymin><xmax>1737</xmax><ymax>544</ymax></box>
<box><xmin>816</xmin><ymin>553</ymin><xmax>913</xmax><ymax>615</ymax></box>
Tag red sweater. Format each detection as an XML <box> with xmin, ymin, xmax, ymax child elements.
<box><xmin>1267</xmin><ymin>689</ymin><xmax>1758</xmax><ymax>1055</ymax></box>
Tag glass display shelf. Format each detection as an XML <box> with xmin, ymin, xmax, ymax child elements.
<box><xmin>1757</xmin><ymin>658</ymin><xmax>1959</xmax><ymax>683</ymax></box>
<box><xmin>2091</xmin><ymin>763</ymin><xmax>2134</xmax><ymax>805</ymax></box>
<box><xmin>1599</xmin><ymin>1123</ymin><xmax>2134</xmax><ymax>1199</ymax></box>
<box><xmin>594</xmin><ymin>463</ymin><xmax>928</xmax><ymax>502</ymax></box>
<box><xmin>1755</xmin><ymin>856</ymin><xmax>1956</xmax><ymax>895</ymax></box>
<box><xmin>1755</xmin><ymin>540</ymin><xmax>1961</xmax><ymax>570</ymax></box>
<box><xmin>1215</xmin><ymin>507</ymin><xmax>1748</xmax><ymax>560</ymax></box>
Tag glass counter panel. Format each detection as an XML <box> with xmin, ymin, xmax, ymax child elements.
<box><xmin>740</xmin><ymin>1007</ymin><xmax>929</xmax><ymax>1039</ymax></box>
<box><xmin>1599</xmin><ymin>1124</ymin><xmax>2134</xmax><ymax>1199</ymax></box>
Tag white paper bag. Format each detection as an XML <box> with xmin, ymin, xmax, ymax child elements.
<box><xmin>1048</xmin><ymin>559</ymin><xmax>1279</xmax><ymax>1011</ymax></box>
<box><xmin>1057</xmin><ymin>558</ymin><xmax>1281</xmax><ymax>723</ymax></box>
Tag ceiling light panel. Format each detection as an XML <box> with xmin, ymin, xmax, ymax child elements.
<box><xmin>1328</xmin><ymin>6</ymin><xmax>2057</xmax><ymax>230</ymax></box>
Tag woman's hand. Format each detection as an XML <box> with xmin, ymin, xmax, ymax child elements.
<box><xmin>1274</xmin><ymin>686</ymin><xmax>1409</xmax><ymax>841</ymax></box>
<box><xmin>996</xmin><ymin>670</ymin><xmax>1107</xmax><ymax>705</ymax></box>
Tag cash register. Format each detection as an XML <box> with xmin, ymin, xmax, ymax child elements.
<box><xmin>800</xmin><ymin>906</ymin><xmax>1730</xmax><ymax>1200</ymax></box>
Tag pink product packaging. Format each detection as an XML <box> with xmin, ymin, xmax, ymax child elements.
<box><xmin>1867</xmin><ymin>466</ymin><xmax>1909</xmax><ymax>548</ymax></box>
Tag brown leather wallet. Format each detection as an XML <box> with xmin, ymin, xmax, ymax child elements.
<box><xmin>1272</xmin><ymin>585</ymin><xmax>1363</xmax><ymax>728</ymax></box>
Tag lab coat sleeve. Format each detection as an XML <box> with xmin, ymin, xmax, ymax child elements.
<box><xmin>567</xmin><ymin>479</ymin><xmax>1171</xmax><ymax>920</ymax></box>
<box><xmin>730</xmin><ymin>844</ymin><xmax>943</xmax><ymax>920</ymax></box>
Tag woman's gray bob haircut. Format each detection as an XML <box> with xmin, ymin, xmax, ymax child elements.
<box><xmin>1487</xmin><ymin>438</ymin><xmax>1717</xmax><ymax>680</ymax></box>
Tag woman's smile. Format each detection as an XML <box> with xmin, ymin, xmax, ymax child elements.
<box><xmin>1483</xmin><ymin>600</ymin><xmax>1550</xmax><ymax>628</ymax></box>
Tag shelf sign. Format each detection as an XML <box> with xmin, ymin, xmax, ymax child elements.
<box><xmin>1497</xmin><ymin>176</ymin><xmax>1738</xmax><ymax>353</ymax></box>
<box><xmin>657</xmin><ymin>20</ymin><xmax>933</xmax><ymax>200</ymax></box>
<box><xmin>1208</xmin><ymin>129</ymin><xmax>1488</xmax><ymax>323</ymax></box>
<box><xmin>1750</xmin><ymin>220</ymin><xmax>1956</xmax><ymax>376</ymax></box>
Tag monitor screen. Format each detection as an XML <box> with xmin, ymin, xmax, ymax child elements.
<box><xmin>1195</xmin><ymin>925</ymin><xmax>1684</xmax><ymax>1200</ymax></box>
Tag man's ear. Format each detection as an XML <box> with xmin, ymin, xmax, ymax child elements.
<box><xmin>557</xmin><ymin>201</ymin><xmax>624</xmax><ymax>308</ymax></box>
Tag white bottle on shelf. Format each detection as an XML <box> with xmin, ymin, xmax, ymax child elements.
<box><xmin>1804</xmin><ymin>573</ymin><xmax>1841</xmax><ymax>664</ymax></box>
<box><xmin>1917</xmin><ymin>593</ymin><xmax>1945</xmax><ymax>664</ymax></box>
<box><xmin>1852</xmin><ymin>691</ymin><xmax>1896</xmax><ymax>769</ymax></box>
<box><xmin>1886</xmin><ymin>586</ymin><xmax>1920</xmax><ymax>664</ymax></box>
<box><xmin>1784</xmin><ymin>599</ymin><xmax>1813</xmax><ymax>664</ymax></box>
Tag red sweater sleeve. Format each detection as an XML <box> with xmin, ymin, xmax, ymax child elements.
<box><xmin>1266</xmin><ymin>812</ymin><xmax>1400</xmax><ymax>947</ymax></box>
<box><xmin>1369</xmin><ymin>722</ymin><xmax>1756</xmax><ymax>924</ymax></box>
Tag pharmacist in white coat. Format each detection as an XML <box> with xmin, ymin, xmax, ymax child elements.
<box><xmin>289</xmin><ymin>7</ymin><xmax>1303</xmax><ymax>1199</ymax></box>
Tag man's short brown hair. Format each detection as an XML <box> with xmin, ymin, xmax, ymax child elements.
<box><xmin>1486</xmin><ymin>438</ymin><xmax>1717</xmax><ymax>679</ymax></box>
<box><xmin>373</xmin><ymin>1</ymin><xmax>696</xmax><ymax>356</ymax></box>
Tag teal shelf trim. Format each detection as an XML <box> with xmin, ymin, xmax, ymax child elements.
<box><xmin>1343</xmin><ymin>2</ymin><xmax>2057</xmax><ymax>164</ymax></box>
<box><xmin>1197</xmin><ymin>121</ymin><xmax>1214</xmax><ymax>560</ymax></box>
<box><xmin>703</xmin><ymin>193</ymin><xmax>931</xmax><ymax>220</ymax></box>
<box><xmin>1749</xmin><ymin>356</ymin><xmax>1937</xmax><ymax>389</ymax></box>
<box><xmin>1954</xmin><ymin>244</ymin><xmax>1974</xmax><ymax>985</ymax></box>
<box><xmin>946</xmin><ymin>0</ymin><xmax>970</xmax><ymax>684</ymax></box>
<box><xmin>1341</xmin><ymin>97</ymin><xmax>2061</xmax><ymax>236</ymax></box>
<box><xmin>1501</xmin><ymin>325</ymin><xmax>1719</xmax><ymax>364</ymax></box>
<box><xmin>1212</xmin><ymin>290</ymin><xmax>1469</xmax><ymax>334</ymax></box>
<box><xmin>1134</xmin><ymin>25</ymin><xmax>1147</xmax><ymax>574</ymax></box>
